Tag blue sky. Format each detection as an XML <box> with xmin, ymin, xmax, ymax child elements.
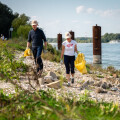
<box><xmin>1</xmin><ymin>0</ymin><xmax>120</xmax><ymax>38</ymax></box>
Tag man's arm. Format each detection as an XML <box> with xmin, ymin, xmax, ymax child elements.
<box><xmin>27</xmin><ymin>31</ymin><xmax>31</xmax><ymax>48</ymax></box>
<box><xmin>41</xmin><ymin>30</ymin><xmax>47</xmax><ymax>49</ymax></box>
<box><xmin>27</xmin><ymin>42</ymin><xmax>31</xmax><ymax>48</ymax></box>
<box><xmin>44</xmin><ymin>42</ymin><xmax>47</xmax><ymax>49</ymax></box>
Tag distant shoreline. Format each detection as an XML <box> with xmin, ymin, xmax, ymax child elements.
<box><xmin>49</xmin><ymin>42</ymin><xmax>120</xmax><ymax>44</ymax></box>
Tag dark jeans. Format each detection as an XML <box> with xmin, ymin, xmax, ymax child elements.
<box><xmin>32</xmin><ymin>46</ymin><xmax>43</xmax><ymax>72</ymax></box>
<box><xmin>64</xmin><ymin>55</ymin><xmax>75</xmax><ymax>74</ymax></box>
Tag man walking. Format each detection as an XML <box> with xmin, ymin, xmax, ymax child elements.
<box><xmin>27</xmin><ymin>20</ymin><xmax>47</xmax><ymax>76</ymax></box>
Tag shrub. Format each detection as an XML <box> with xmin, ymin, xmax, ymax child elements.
<box><xmin>17</xmin><ymin>25</ymin><xmax>32</xmax><ymax>39</ymax></box>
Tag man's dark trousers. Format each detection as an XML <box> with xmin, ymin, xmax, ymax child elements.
<box><xmin>32</xmin><ymin>45</ymin><xmax>43</xmax><ymax>72</ymax></box>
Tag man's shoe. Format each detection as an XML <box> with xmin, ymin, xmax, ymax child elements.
<box><xmin>71</xmin><ymin>78</ymin><xmax>74</xmax><ymax>84</ymax></box>
<box><xmin>37</xmin><ymin>69</ymin><xmax>43</xmax><ymax>77</ymax></box>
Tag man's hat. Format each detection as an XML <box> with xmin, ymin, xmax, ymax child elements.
<box><xmin>31</xmin><ymin>20</ymin><xmax>38</xmax><ymax>26</ymax></box>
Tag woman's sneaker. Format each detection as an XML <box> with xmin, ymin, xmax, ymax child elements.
<box><xmin>67</xmin><ymin>82</ymin><xmax>71</xmax><ymax>87</ymax></box>
<box><xmin>71</xmin><ymin>78</ymin><xmax>74</xmax><ymax>84</ymax></box>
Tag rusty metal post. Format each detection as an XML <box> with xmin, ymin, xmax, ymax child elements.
<box><xmin>69</xmin><ymin>30</ymin><xmax>75</xmax><ymax>40</ymax></box>
<box><xmin>57</xmin><ymin>33</ymin><xmax>62</xmax><ymax>50</ymax></box>
<box><xmin>93</xmin><ymin>24</ymin><xmax>102</xmax><ymax>64</ymax></box>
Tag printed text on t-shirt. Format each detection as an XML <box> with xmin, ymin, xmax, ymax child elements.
<box><xmin>67</xmin><ymin>44</ymin><xmax>73</xmax><ymax>47</ymax></box>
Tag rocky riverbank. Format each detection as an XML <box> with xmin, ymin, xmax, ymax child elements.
<box><xmin>0</xmin><ymin>51</ymin><xmax>120</xmax><ymax>104</ymax></box>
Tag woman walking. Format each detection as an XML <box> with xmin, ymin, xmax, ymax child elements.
<box><xmin>61</xmin><ymin>32</ymin><xmax>78</xmax><ymax>86</ymax></box>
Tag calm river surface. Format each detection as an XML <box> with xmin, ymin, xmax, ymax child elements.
<box><xmin>50</xmin><ymin>43</ymin><xmax>120</xmax><ymax>70</ymax></box>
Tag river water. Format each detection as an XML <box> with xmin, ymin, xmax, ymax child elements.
<box><xmin>50</xmin><ymin>43</ymin><xmax>120</xmax><ymax>70</ymax></box>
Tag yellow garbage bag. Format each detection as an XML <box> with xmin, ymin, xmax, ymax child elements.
<box><xmin>24</xmin><ymin>48</ymin><xmax>32</xmax><ymax>57</ymax></box>
<box><xmin>75</xmin><ymin>53</ymin><xmax>87</xmax><ymax>74</ymax></box>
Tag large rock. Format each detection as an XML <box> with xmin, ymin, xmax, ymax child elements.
<box><xmin>44</xmin><ymin>72</ymin><xmax>58</xmax><ymax>83</ymax></box>
<box><xmin>55</xmin><ymin>68</ymin><xmax>62</xmax><ymax>74</ymax></box>
<box><xmin>115</xmin><ymin>78</ymin><xmax>120</xmax><ymax>84</ymax></box>
<box><xmin>44</xmin><ymin>76</ymin><xmax>53</xmax><ymax>83</ymax></box>
<box><xmin>48</xmin><ymin>72</ymin><xmax>58</xmax><ymax>81</ymax></box>
<box><xmin>95</xmin><ymin>87</ymin><xmax>107</xmax><ymax>93</ymax></box>
<box><xmin>111</xmin><ymin>87</ymin><xmax>118</xmax><ymax>91</ymax></box>
<box><xmin>118</xmin><ymin>84</ymin><xmax>120</xmax><ymax>87</ymax></box>
<box><xmin>101</xmin><ymin>82</ymin><xmax>111</xmax><ymax>89</ymax></box>
<box><xmin>38</xmin><ymin>78</ymin><xmax>44</xmax><ymax>85</ymax></box>
<box><xmin>47</xmin><ymin>80</ymin><xmax>61</xmax><ymax>89</ymax></box>
<box><xmin>113</xmin><ymin>74</ymin><xmax>118</xmax><ymax>78</ymax></box>
<box><xmin>80</xmin><ymin>80</ymin><xmax>90</xmax><ymax>90</ymax></box>
<box><xmin>94</xmin><ymin>81</ymin><xmax>102</xmax><ymax>87</ymax></box>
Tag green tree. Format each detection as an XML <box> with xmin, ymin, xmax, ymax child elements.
<box><xmin>102</xmin><ymin>33</ymin><xmax>120</xmax><ymax>42</ymax></box>
<box><xmin>12</xmin><ymin>13</ymin><xmax>30</xmax><ymax>30</ymax></box>
<box><xmin>0</xmin><ymin>2</ymin><xmax>17</xmax><ymax>38</ymax></box>
<box><xmin>17</xmin><ymin>25</ymin><xmax>32</xmax><ymax>39</ymax></box>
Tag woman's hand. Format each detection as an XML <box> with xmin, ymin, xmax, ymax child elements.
<box><xmin>77</xmin><ymin>51</ymin><xmax>80</xmax><ymax>54</ymax></box>
<box><xmin>60</xmin><ymin>59</ymin><xmax>63</xmax><ymax>64</ymax></box>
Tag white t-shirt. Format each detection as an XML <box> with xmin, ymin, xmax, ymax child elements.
<box><xmin>62</xmin><ymin>40</ymin><xmax>77</xmax><ymax>56</ymax></box>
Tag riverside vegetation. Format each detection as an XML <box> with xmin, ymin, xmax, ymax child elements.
<box><xmin>0</xmin><ymin>2</ymin><xmax>120</xmax><ymax>119</ymax></box>
<box><xmin>0</xmin><ymin>38</ymin><xmax>120</xmax><ymax>120</ymax></box>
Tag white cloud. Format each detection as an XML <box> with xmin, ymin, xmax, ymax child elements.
<box><xmin>86</xmin><ymin>8</ymin><xmax>95</xmax><ymax>14</ymax></box>
<box><xmin>76</xmin><ymin>6</ymin><xmax>85</xmax><ymax>14</ymax></box>
<box><xmin>45</xmin><ymin>20</ymin><xmax>61</xmax><ymax>26</ymax></box>
<box><xmin>83</xmin><ymin>21</ymin><xmax>92</xmax><ymax>24</ymax></box>
<box><xmin>76</xmin><ymin>5</ymin><xmax>120</xmax><ymax>17</ymax></box>
<box><xmin>101</xmin><ymin>9</ymin><xmax>120</xmax><ymax>17</ymax></box>
<box><xmin>72</xmin><ymin>20</ymin><xmax>79</xmax><ymax>23</ymax></box>
<box><xmin>31</xmin><ymin>16</ymin><xmax>41</xmax><ymax>21</ymax></box>
<box><xmin>95</xmin><ymin>9</ymin><xmax>120</xmax><ymax>17</ymax></box>
<box><xmin>102</xmin><ymin>10</ymin><xmax>113</xmax><ymax>17</ymax></box>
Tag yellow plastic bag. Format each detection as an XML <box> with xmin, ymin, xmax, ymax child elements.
<box><xmin>74</xmin><ymin>53</ymin><xmax>87</xmax><ymax>74</ymax></box>
<box><xmin>24</xmin><ymin>48</ymin><xmax>32</xmax><ymax>57</ymax></box>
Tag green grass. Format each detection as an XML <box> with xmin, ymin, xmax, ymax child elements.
<box><xmin>86</xmin><ymin>63</ymin><xmax>120</xmax><ymax>77</ymax></box>
<box><xmin>0</xmin><ymin>89</ymin><xmax>120</xmax><ymax>120</ymax></box>
<box><xmin>0</xmin><ymin>38</ymin><xmax>120</xmax><ymax>120</ymax></box>
<box><xmin>42</xmin><ymin>44</ymin><xmax>61</xmax><ymax>62</ymax></box>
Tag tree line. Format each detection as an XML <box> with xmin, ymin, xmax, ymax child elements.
<box><xmin>0</xmin><ymin>1</ymin><xmax>120</xmax><ymax>42</ymax></box>
<box><xmin>0</xmin><ymin>2</ymin><xmax>31</xmax><ymax>39</ymax></box>
<box><xmin>47</xmin><ymin>33</ymin><xmax>120</xmax><ymax>43</ymax></box>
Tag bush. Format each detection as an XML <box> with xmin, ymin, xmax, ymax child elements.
<box><xmin>42</xmin><ymin>43</ymin><xmax>61</xmax><ymax>62</ymax></box>
<box><xmin>17</xmin><ymin>25</ymin><xmax>32</xmax><ymax>39</ymax></box>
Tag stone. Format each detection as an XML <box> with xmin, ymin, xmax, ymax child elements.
<box><xmin>38</xmin><ymin>78</ymin><xmax>44</xmax><ymax>85</ymax></box>
<box><xmin>89</xmin><ymin>80</ymin><xmax>94</xmax><ymax>85</ymax></box>
<box><xmin>108</xmin><ymin>83</ymin><xmax>112</xmax><ymax>88</ymax></box>
<box><xmin>111</xmin><ymin>87</ymin><xmax>118</xmax><ymax>91</ymax></box>
<box><xmin>102</xmin><ymin>78</ymin><xmax>107</xmax><ymax>83</ymax></box>
<box><xmin>26</xmin><ymin>56</ymin><xmax>32</xmax><ymax>59</ymax></box>
<box><xmin>53</xmin><ymin>78</ymin><xmax>58</xmax><ymax>81</ymax></box>
<box><xmin>115</xmin><ymin>78</ymin><xmax>120</xmax><ymax>84</ymax></box>
<box><xmin>89</xmin><ymin>71</ymin><xmax>93</xmax><ymax>74</ymax></box>
<box><xmin>44</xmin><ymin>72</ymin><xmax>58</xmax><ymax>83</ymax></box>
<box><xmin>94</xmin><ymin>81</ymin><xmax>102</xmax><ymax>87</ymax></box>
<box><xmin>80</xmin><ymin>80</ymin><xmax>90</xmax><ymax>90</ymax></box>
<box><xmin>56</xmin><ymin>68</ymin><xmax>62</xmax><ymax>74</ymax></box>
<box><xmin>118</xmin><ymin>84</ymin><xmax>120</xmax><ymax>87</ymax></box>
<box><xmin>95</xmin><ymin>87</ymin><xmax>107</xmax><ymax>93</ymax></box>
<box><xmin>44</xmin><ymin>76</ymin><xmax>53</xmax><ymax>83</ymax></box>
<box><xmin>47</xmin><ymin>80</ymin><xmax>61</xmax><ymax>89</ymax></box>
<box><xmin>48</xmin><ymin>72</ymin><xmax>57</xmax><ymax>79</ymax></box>
<box><xmin>113</xmin><ymin>74</ymin><xmax>118</xmax><ymax>78</ymax></box>
<box><xmin>101</xmin><ymin>82</ymin><xmax>109</xmax><ymax>89</ymax></box>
